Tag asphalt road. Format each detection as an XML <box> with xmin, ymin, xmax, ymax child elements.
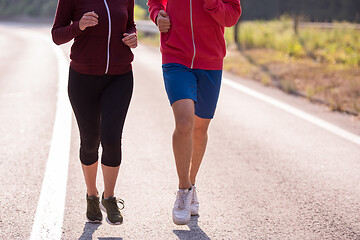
<box><xmin>0</xmin><ymin>22</ymin><xmax>359</xmax><ymax>240</ymax></box>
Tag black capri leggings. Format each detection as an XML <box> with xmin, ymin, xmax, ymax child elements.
<box><xmin>68</xmin><ymin>67</ymin><xmax>133</xmax><ymax>167</ymax></box>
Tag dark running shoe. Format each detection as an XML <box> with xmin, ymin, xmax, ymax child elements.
<box><xmin>86</xmin><ymin>194</ymin><xmax>102</xmax><ymax>223</ymax></box>
<box><xmin>100</xmin><ymin>192</ymin><xmax>124</xmax><ymax>225</ymax></box>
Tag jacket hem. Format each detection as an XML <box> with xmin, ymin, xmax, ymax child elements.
<box><xmin>162</xmin><ymin>55</ymin><xmax>223</xmax><ymax>71</ymax></box>
<box><xmin>70</xmin><ymin>62</ymin><xmax>132</xmax><ymax>76</ymax></box>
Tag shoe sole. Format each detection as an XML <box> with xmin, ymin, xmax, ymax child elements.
<box><xmin>86</xmin><ymin>217</ymin><xmax>102</xmax><ymax>223</ymax></box>
<box><xmin>172</xmin><ymin>212</ymin><xmax>191</xmax><ymax>225</ymax></box>
<box><xmin>191</xmin><ymin>203</ymin><xmax>199</xmax><ymax>216</ymax></box>
<box><xmin>99</xmin><ymin>202</ymin><xmax>123</xmax><ymax>225</ymax></box>
<box><xmin>191</xmin><ymin>206</ymin><xmax>199</xmax><ymax>216</ymax></box>
<box><xmin>173</xmin><ymin>217</ymin><xmax>191</xmax><ymax>225</ymax></box>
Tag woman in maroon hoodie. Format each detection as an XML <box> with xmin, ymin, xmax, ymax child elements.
<box><xmin>52</xmin><ymin>0</ymin><xmax>137</xmax><ymax>225</ymax></box>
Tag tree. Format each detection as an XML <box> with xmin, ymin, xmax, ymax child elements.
<box><xmin>234</xmin><ymin>19</ymin><xmax>241</xmax><ymax>50</ymax></box>
<box><xmin>239</xmin><ymin>0</ymin><xmax>359</xmax><ymax>23</ymax></box>
<box><xmin>284</xmin><ymin>0</ymin><xmax>309</xmax><ymax>34</ymax></box>
<box><xmin>135</xmin><ymin>0</ymin><xmax>149</xmax><ymax>11</ymax></box>
<box><xmin>240</xmin><ymin>0</ymin><xmax>280</xmax><ymax>20</ymax></box>
<box><xmin>0</xmin><ymin>0</ymin><xmax>57</xmax><ymax>17</ymax></box>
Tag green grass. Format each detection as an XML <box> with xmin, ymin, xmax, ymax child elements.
<box><xmin>226</xmin><ymin>19</ymin><xmax>360</xmax><ymax>67</ymax></box>
<box><xmin>223</xmin><ymin>19</ymin><xmax>360</xmax><ymax>115</ymax></box>
<box><xmin>137</xmin><ymin>31</ymin><xmax>159</xmax><ymax>46</ymax></box>
<box><xmin>134</xmin><ymin>4</ymin><xmax>148</xmax><ymax>20</ymax></box>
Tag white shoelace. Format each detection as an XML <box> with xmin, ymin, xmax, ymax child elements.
<box><xmin>175</xmin><ymin>190</ymin><xmax>189</xmax><ymax>210</ymax></box>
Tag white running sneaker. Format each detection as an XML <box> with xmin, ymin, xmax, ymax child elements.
<box><xmin>172</xmin><ymin>188</ymin><xmax>193</xmax><ymax>225</ymax></box>
<box><xmin>191</xmin><ymin>185</ymin><xmax>199</xmax><ymax>216</ymax></box>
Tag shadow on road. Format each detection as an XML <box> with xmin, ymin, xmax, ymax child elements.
<box><xmin>98</xmin><ymin>238</ymin><xmax>123</xmax><ymax>240</ymax></box>
<box><xmin>78</xmin><ymin>222</ymin><xmax>102</xmax><ymax>240</ymax></box>
<box><xmin>173</xmin><ymin>215</ymin><xmax>211</xmax><ymax>240</ymax></box>
<box><xmin>77</xmin><ymin>222</ymin><xmax>123</xmax><ymax>240</ymax></box>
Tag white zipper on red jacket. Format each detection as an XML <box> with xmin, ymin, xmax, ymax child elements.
<box><xmin>190</xmin><ymin>0</ymin><xmax>196</xmax><ymax>69</ymax></box>
<box><xmin>103</xmin><ymin>0</ymin><xmax>111</xmax><ymax>74</ymax></box>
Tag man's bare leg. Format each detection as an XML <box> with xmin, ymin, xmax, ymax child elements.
<box><xmin>190</xmin><ymin>116</ymin><xmax>211</xmax><ymax>185</ymax></box>
<box><xmin>172</xmin><ymin>99</ymin><xmax>195</xmax><ymax>189</ymax></box>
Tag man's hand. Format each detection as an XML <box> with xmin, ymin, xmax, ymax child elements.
<box><xmin>122</xmin><ymin>33</ymin><xmax>138</xmax><ymax>48</ymax></box>
<box><xmin>156</xmin><ymin>10</ymin><xmax>170</xmax><ymax>33</ymax></box>
<box><xmin>79</xmin><ymin>11</ymin><xmax>98</xmax><ymax>31</ymax></box>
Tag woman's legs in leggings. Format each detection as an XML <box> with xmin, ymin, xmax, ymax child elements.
<box><xmin>69</xmin><ymin>68</ymin><xmax>101</xmax><ymax>196</ymax></box>
<box><xmin>68</xmin><ymin>68</ymin><xmax>133</xmax><ymax>197</ymax></box>
<box><xmin>100</xmin><ymin>71</ymin><xmax>133</xmax><ymax>198</ymax></box>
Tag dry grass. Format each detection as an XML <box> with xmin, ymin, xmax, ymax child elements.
<box><xmin>224</xmin><ymin>47</ymin><xmax>360</xmax><ymax>115</ymax></box>
<box><xmin>137</xmin><ymin>32</ymin><xmax>159</xmax><ymax>47</ymax></box>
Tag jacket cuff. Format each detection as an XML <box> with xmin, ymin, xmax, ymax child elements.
<box><xmin>72</xmin><ymin>21</ymin><xmax>83</xmax><ymax>35</ymax></box>
<box><xmin>150</xmin><ymin>9</ymin><xmax>161</xmax><ymax>25</ymax></box>
<box><xmin>204</xmin><ymin>0</ymin><xmax>218</xmax><ymax>9</ymax></box>
<box><xmin>126</xmin><ymin>26</ymin><xmax>137</xmax><ymax>34</ymax></box>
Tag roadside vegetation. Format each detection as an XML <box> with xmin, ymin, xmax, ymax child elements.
<box><xmin>0</xmin><ymin>0</ymin><xmax>57</xmax><ymax>18</ymax></box>
<box><xmin>134</xmin><ymin>4</ymin><xmax>147</xmax><ymax>21</ymax></box>
<box><xmin>224</xmin><ymin>19</ymin><xmax>360</xmax><ymax>115</ymax></box>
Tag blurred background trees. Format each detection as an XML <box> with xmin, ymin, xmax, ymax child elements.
<box><xmin>0</xmin><ymin>0</ymin><xmax>359</xmax><ymax>22</ymax></box>
<box><xmin>240</xmin><ymin>0</ymin><xmax>360</xmax><ymax>22</ymax></box>
<box><xmin>0</xmin><ymin>0</ymin><xmax>57</xmax><ymax>17</ymax></box>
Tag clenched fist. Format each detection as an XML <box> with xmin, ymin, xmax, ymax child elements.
<box><xmin>122</xmin><ymin>33</ymin><xmax>138</xmax><ymax>48</ymax></box>
<box><xmin>79</xmin><ymin>11</ymin><xmax>98</xmax><ymax>31</ymax></box>
<box><xmin>156</xmin><ymin>10</ymin><xmax>170</xmax><ymax>33</ymax></box>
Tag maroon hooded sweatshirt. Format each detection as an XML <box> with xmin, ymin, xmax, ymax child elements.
<box><xmin>52</xmin><ymin>0</ymin><xmax>136</xmax><ymax>75</ymax></box>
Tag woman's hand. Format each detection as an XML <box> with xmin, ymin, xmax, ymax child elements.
<box><xmin>122</xmin><ymin>33</ymin><xmax>138</xmax><ymax>48</ymax></box>
<box><xmin>79</xmin><ymin>11</ymin><xmax>99</xmax><ymax>31</ymax></box>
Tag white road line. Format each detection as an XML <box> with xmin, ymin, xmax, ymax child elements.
<box><xmin>23</xmin><ymin>32</ymin><xmax>72</xmax><ymax>240</ymax></box>
<box><xmin>223</xmin><ymin>78</ymin><xmax>360</xmax><ymax>146</ymax></box>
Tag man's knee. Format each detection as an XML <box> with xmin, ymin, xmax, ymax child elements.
<box><xmin>175</xmin><ymin>115</ymin><xmax>194</xmax><ymax>135</ymax></box>
<box><xmin>193</xmin><ymin>117</ymin><xmax>210</xmax><ymax>136</ymax></box>
<box><xmin>172</xmin><ymin>100</ymin><xmax>195</xmax><ymax>135</ymax></box>
<box><xmin>193</xmin><ymin>124</ymin><xmax>208</xmax><ymax>137</ymax></box>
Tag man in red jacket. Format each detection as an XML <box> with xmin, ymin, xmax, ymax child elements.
<box><xmin>148</xmin><ymin>0</ymin><xmax>241</xmax><ymax>225</ymax></box>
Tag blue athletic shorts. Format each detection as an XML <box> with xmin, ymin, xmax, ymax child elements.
<box><xmin>162</xmin><ymin>63</ymin><xmax>222</xmax><ymax>119</ymax></box>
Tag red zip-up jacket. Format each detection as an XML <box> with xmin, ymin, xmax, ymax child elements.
<box><xmin>52</xmin><ymin>0</ymin><xmax>136</xmax><ymax>75</ymax></box>
<box><xmin>148</xmin><ymin>0</ymin><xmax>241</xmax><ymax>70</ymax></box>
